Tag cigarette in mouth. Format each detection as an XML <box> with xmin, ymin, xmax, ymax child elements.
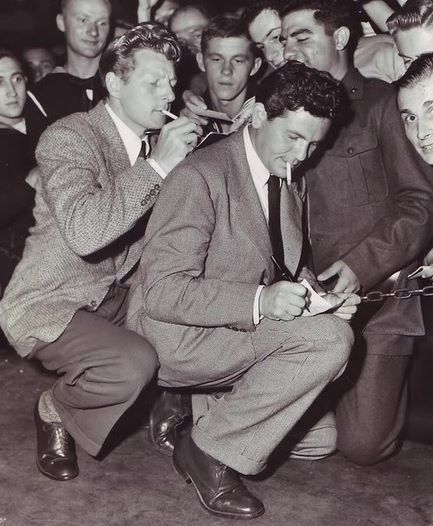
<box><xmin>162</xmin><ymin>109</ymin><xmax>178</xmax><ymax>120</ymax></box>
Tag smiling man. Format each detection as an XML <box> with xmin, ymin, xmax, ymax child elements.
<box><xmin>0</xmin><ymin>23</ymin><xmax>200</xmax><ymax>482</ymax></box>
<box><xmin>244</xmin><ymin>0</ymin><xmax>286</xmax><ymax>70</ymax></box>
<box><xmin>397</xmin><ymin>52</ymin><xmax>433</xmax><ymax>165</ymax></box>
<box><xmin>280</xmin><ymin>0</ymin><xmax>433</xmax><ymax>467</ymax></box>
<box><xmin>127</xmin><ymin>60</ymin><xmax>359</xmax><ymax>519</ymax></box>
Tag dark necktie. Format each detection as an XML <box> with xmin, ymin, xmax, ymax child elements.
<box><xmin>268</xmin><ymin>174</ymin><xmax>285</xmax><ymax>276</ymax></box>
<box><xmin>139</xmin><ymin>136</ymin><xmax>151</xmax><ymax>159</ymax></box>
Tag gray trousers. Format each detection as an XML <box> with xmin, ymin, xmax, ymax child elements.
<box><xmin>33</xmin><ymin>283</ymin><xmax>158</xmax><ymax>456</ymax></box>
<box><xmin>175</xmin><ymin>314</ymin><xmax>354</xmax><ymax>475</ymax></box>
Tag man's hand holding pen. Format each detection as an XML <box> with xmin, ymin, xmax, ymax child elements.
<box><xmin>259</xmin><ymin>281</ymin><xmax>308</xmax><ymax>322</ymax></box>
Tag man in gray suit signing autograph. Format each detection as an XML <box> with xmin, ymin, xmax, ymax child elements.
<box><xmin>0</xmin><ymin>23</ymin><xmax>201</xmax><ymax>481</ymax></box>
<box><xmin>127</xmin><ymin>61</ymin><xmax>359</xmax><ymax>520</ymax></box>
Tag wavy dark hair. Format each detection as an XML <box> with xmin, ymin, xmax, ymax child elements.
<box><xmin>99</xmin><ymin>22</ymin><xmax>181</xmax><ymax>86</ymax></box>
<box><xmin>256</xmin><ymin>60</ymin><xmax>342</xmax><ymax>120</ymax></box>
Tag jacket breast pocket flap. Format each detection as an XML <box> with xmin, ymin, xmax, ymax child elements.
<box><xmin>326</xmin><ymin>128</ymin><xmax>389</xmax><ymax>207</ymax></box>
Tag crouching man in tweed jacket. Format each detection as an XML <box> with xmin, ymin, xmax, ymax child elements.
<box><xmin>0</xmin><ymin>22</ymin><xmax>200</xmax><ymax>481</ymax></box>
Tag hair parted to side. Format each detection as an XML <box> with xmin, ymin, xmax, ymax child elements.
<box><xmin>395</xmin><ymin>52</ymin><xmax>433</xmax><ymax>90</ymax></box>
<box><xmin>256</xmin><ymin>60</ymin><xmax>342</xmax><ymax>120</ymax></box>
<box><xmin>387</xmin><ymin>0</ymin><xmax>433</xmax><ymax>35</ymax></box>
<box><xmin>201</xmin><ymin>13</ymin><xmax>257</xmax><ymax>55</ymax></box>
<box><xmin>99</xmin><ymin>22</ymin><xmax>181</xmax><ymax>86</ymax></box>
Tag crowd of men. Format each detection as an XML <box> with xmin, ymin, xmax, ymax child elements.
<box><xmin>1</xmin><ymin>0</ymin><xmax>433</xmax><ymax>520</ymax></box>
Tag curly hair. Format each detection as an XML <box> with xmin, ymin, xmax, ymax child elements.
<box><xmin>99</xmin><ymin>22</ymin><xmax>181</xmax><ymax>85</ymax></box>
<box><xmin>256</xmin><ymin>60</ymin><xmax>342</xmax><ymax>120</ymax></box>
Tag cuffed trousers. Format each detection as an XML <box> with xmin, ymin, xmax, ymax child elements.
<box><xmin>158</xmin><ymin>314</ymin><xmax>354</xmax><ymax>475</ymax></box>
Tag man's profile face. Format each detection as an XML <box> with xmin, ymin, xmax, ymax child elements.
<box><xmin>22</xmin><ymin>47</ymin><xmax>55</xmax><ymax>83</ymax></box>
<box><xmin>198</xmin><ymin>37</ymin><xmax>260</xmax><ymax>104</ymax></box>
<box><xmin>0</xmin><ymin>57</ymin><xmax>27</xmax><ymax>126</ymax></box>
<box><xmin>252</xmin><ymin>105</ymin><xmax>330</xmax><ymax>179</ymax></box>
<box><xmin>398</xmin><ymin>75</ymin><xmax>433</xmax><ymax>165</ymax></box>
<box><xmin>170</xmin><ymin>8</ymin><xmax>209</xmax><ymax>55</ymax></box>
<box><xmin>248</xmin><ymin>9</ymin><xmax>285</xmax><ymax>70</ymax></box>
<box><xmin>114</xmin><ymin>49</ymin><xmax>176</xmax><ymax>136</ymax></box>
<box><xmin>281</xmin><ymin>9</ymin><xmax>340</xmax><ymax>77</ymax></box>
<box><xmin>394</xmin><ymin>27</ymin><xmax>433</xmax><ymax>69</ymax></box>
<box><xmin>58</xmin><ymin>0</ymin><xmax>111</xmax><ymax>60</ymax></box>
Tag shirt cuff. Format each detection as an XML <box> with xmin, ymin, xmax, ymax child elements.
<box><xmin>253</xmin><ymin>285</ymin><xmax>265</xmax><ymax>325</ymax></box>
<box><xmin>147</xmin><ymin>158</ymin><xmax>167</xmax><ymax>179</ymax></box>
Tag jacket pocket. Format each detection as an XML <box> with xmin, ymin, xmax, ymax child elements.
<box><xmin>326</xmin><ymin>127</ymin><xmax>389</xmax><ymax>207</ymax></box>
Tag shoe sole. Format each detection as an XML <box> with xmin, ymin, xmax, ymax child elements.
<box><xmin>172</xmin><ymin>460</ymin><xmax>265</xmax><ymax>520</ymax></box>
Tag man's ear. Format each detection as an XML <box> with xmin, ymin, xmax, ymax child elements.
<box><xmin>105</xmin><ymin>72</ymin><xmax>122</xmax><ymax>98</ymax></box>
<box><xmin>56</xmin><ymin>13</ymin><xmax>65</xmax><ymax>33</ymax></box>
<box><xmin>333</xmin><ymin>26</ymin><xmax>350</xmax><ymax>51</ymax></box>
<box><xmin>251</xmin><ymin>102</ymin><xmax>268</xmax><ymax>129</ymax></box>
<box><xmin>196</xmin><ymin>52</ymin><xmax>206</xmax><ymax>73</ymax></box>
<box><xmin>250</xmin><ymin>56</ymin><xmax>262</xmax><ymax>77</ymax></box>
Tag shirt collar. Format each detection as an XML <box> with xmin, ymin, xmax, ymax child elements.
<box><xmin>243</xmin><ymin>125</ymin><xmax>269</xmax><ymax>189</ymax></box>
<box><xmin>105</xmin><ymin>103</ymin><xmax>142</xmax><ymax>166</ymax></box>
<box><xmin>12</xmin><ymin>119</ymin><xmax>26</xmax><ymax>134</ymax></box>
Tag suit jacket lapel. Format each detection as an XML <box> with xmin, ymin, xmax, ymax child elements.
<box><xmin>88</xmin><ymin>101</ymin><xmax>130</xmax><ymax>176</ymax></box>
<box><xmin>226</xmin><ymin>132</ymin><xmax>273</xmax><ymax>269</ymax></box>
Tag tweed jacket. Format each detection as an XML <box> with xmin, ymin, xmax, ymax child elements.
<box><xmin>126</xmin><ymin>130</ymin><xmax>310</xmax><ymax>386</ymax></box>
<box><xmin>305</xmin><ymin>68</ymin><xmax>433</xmax><ymax>340</ymax></box>
<box><xmin>0</xmin><ymin>101</ymin><xmax>162</xmax><ymax>356</ymax></box>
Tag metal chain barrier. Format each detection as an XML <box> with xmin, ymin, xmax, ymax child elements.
<box><xmin>361</xmin><ymin>285</ymin><xmax>433</xmax><ymax>302</ymax></box>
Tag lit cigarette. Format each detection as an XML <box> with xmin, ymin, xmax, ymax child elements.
<box><xmin>162</xmin><ymin>109</ymin><xmax>178</xmax><ymax>120</ymax></box>
<box><xmin>286</xmin><ymin>162</ymin><xmax>292</xmax><ymax>184</ymax></box>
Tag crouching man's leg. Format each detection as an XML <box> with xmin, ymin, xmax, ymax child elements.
<box><xmin>173</xmin><ymin>314</ymin><xmax>353</xmax><ymax>519</ymax></box>
<box><xmin>32</xmin><ymin>289</ymin><xmax>158</xmax><ymax>481</ymax></box>
<box><xmin>336</xmin><ymin>333</ymin><xmax>413</xmax><ymax>466</ymax></box>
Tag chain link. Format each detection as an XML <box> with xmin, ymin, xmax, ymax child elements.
<box><xmin>361</xmin><ymin>285</ymin><xmax>433</xmax><ymax>302</ymax></box>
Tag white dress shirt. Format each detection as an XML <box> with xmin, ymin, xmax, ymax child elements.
<box><xmin>243</xmin><ymin>125</ymin><xmax>274</xmax><ymax>324</ymax></box>
<box><xmin>105</xmin><ymin>103</ymin><xmax>166</xmax><ymax>178</ymax></box>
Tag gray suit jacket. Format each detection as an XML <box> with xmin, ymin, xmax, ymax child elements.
<box><xmin>127</xmin><ymin>130</ymin><xmax>309</xmax><ymax>386</ymax></box>
<box><xmin>0</xmin><ymin>101</ymin><xmax>162</xmax><ymax>356</ymax></box>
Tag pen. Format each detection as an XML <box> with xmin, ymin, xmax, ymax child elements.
<box><xmin>271</xmin><ymin>255</ymin><xmax>296</xmax><ymax>282</ymax></box>
<box><xmin>162</xmin><ymin>109</ymin><xmax>178</xmax><ymax>120</ymax></box>
<box><xmin>271</xmin><ymin>256</ymin><xmax>311</xmax><ymax>312</ymax></box>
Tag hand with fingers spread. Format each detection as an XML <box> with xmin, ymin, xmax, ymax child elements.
<box><xmin>259</xmin><ymin>281</ymin><xmax>307</xmax><ymax>321</ymax></box>
<box><xmin>150</xmin><ymin>117</ymin><xmax>202</xmax><ymax>174</ymax></box>
<box><xmin>318</xmin><ymin>260</ymin><xmax>360</xmax><ymax>293</ymax></box>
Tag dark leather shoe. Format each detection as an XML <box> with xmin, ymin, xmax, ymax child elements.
<box><xmin>34</xmin><ymin>402</ymin><xmax>79</xmax><ymax>481</ymax></box>
<box><xmin>148</xmin><ymin>389</ymin><xmax>192</xmax><ymax>456</ymax></box>
<box><xmin>173</xmin><ymin>433</ymin><xmax>265</xmax><ymax>519</ymax></box>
